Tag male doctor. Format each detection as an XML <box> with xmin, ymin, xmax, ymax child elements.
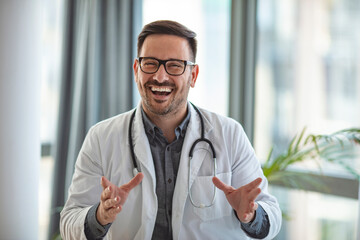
<box><xmin>60</xmin><ymin>20</ymin><xmax>282</xmax><ymax>239</ymax></box>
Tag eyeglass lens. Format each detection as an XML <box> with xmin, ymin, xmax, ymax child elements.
<box><xmin>140</xmin><ymin>58</ymin><xmax>186</xmax><ymax>75</ymax></box>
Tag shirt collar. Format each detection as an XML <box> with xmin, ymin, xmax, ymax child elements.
<box><xmin>176</xmin><ymin>108</ymin><xmax>191</xmax><ymax>138</ymax></box>
<box><xmin>140</xmin><ymin>105</ymin><xmax>191</xmax><ymax>140</ymax></box>
<box><xmin>141</xmin><ymin>107</ymin><xmax>158</xmax><ymax>139</ymax></box>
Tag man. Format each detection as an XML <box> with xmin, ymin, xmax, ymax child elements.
<box><xmin>60</xmin><ymin>20</ymin><xmax>281</xmax><ymax>239</ymax></box>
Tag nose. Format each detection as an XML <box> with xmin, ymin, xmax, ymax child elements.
<box><xmin>153</xmin><ymin>63</ymin><xmax>169</xmax><ymax>82</ymax></box>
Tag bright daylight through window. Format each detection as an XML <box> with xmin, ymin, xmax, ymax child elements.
<box><xmin>255</xmin><ymin>0</ymin><xmax>360</xmax><ymax>239</ymax></box>
<box><xmin>40</xmin><ymin>0</ymin><xmax>63</xmax><ymax>239</ymax></box>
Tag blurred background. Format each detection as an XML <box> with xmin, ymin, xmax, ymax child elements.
<box><xmin>1</xmin><ymin>0</ymin><xmax>359</xmax><ymax>239</ymax></box>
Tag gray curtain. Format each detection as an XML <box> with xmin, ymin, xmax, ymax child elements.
<box><xmin>228</xmin><ymin>0</ymin><xmax>257</xmax><ymax>143</ymax></box>
<box><xmin>49</xmin><ymin>0</ymin><xmax>142</xmax><ymax>237</ymax></box>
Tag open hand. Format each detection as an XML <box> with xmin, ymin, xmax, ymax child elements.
<box><xmin>212</xmin><ymin>177</ymin><xmax>262</xmax><ymax>223</ymax></box>
<box><xmin>96</xmin><ymin>173</ymin><xmax>144</xmax><ymax>225</ymax></box>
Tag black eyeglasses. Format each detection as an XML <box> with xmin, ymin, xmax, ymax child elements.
<box><xmin>138</xmin><ymin>57</ymin><xmax>196</xmax><ymax>76</ymax></box>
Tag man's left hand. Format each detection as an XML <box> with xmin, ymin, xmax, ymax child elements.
<box><xmin>212</xmin><ymin>177</ymin><xmax>262</xmax><ymax>223</ymax></box>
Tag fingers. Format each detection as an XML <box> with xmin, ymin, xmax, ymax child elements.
<box><xmin>97</xmin><ymin>174</ymin><xmax>144</xmax><ymax>226</ymax></box>
<box><xmin>121</xmin><ymin>172</ymin><xmax>144</xmax><ymax>192</ymax></box>
<box><xmin>251</xmin><ymin>201</ymin><xmax>258</xmax><ymax>211</ymax></box>
<box><xmin>244</xmin><ymin>177</ymin><xmax>262</xmax><ymax>191</ymax></box>
<box><xmin>98</xmin><ymin>187</ymin><xmax>122</xmax><ymax>225</ymax></box>
<box><xmin>103</xmin><ymin>196</ymin><xmax>121</xmax><ymax>210</ymax></box>
<box><xmin>97</xmin><ymin>202</ymin><xmax>122</xmax><ymax>226</ymax></box>
<box><xmin>212</xmin><ymin>176</ymin><xmax>235</xmax><ymax>195</ymax></box>
<box><xmin>245</xmin><ymin>179</ymin><xmax>262</xmax><ymax>205</ymax></box>
<box><xmin>243</xmin><ymin>201</ymin><xmax>259</xmax><ymax>222</ymax></box>
<box><xmin>242</xmin><ymin>213</ymin><xmax>254</xmax><ymax>222</ymax></box>
<box><xmin>108</xmin><ymin>205</ymin><xmax>122</xmax><ymax>216</ymax></box>
<box><xmin>101</xmin><ymin>185</ymin><xmax>113</xmax><ymax>202</ymax></box>
<box><xmin>248</xmin><ymin>186</ymin><xmax>261</xmax><ymax>202</ymax></box>
<box><xmin>100</xmin><ymin>176</ymin><xmax>112</xmax><ymax>190</ymax></box>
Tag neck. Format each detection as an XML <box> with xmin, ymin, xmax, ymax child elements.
<box><xmin>142</xmin><ymin>103</ymin><xmax>188</xmax><ymax>143</ymax></box>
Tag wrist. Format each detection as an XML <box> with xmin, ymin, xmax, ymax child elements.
<box><xmin>96</xmin><ymin>204</ymin><xmax>108</xmax><ymax>226</ymax></box>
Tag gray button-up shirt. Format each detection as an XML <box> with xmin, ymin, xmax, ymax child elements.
<box><xmin>141</xmin><ymin>107</ymin><xmax>191</xmax><ymax>240</ymax></box>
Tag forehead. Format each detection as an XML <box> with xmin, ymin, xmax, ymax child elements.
<box><xmin>140</xmin><ymin>34</ymin><xmax>191</xmax><ymax>60</ymax></box>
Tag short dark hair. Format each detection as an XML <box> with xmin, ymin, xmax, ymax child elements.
<box><xmin>137</xmin><ymin>20</ymin><xmax>197</xmax><ymax>61</ymax></box>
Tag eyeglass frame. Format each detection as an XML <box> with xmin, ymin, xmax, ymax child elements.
<box><xmin>137</xmin><ymin>57</ymin><xmax>196</xmax><ymax>76</ymax></box>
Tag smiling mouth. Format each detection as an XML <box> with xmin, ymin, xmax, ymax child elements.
<box><xmin>150</xmin><ymin>86</ymin><xmax>173</xmax><ymax>96</ymax></box>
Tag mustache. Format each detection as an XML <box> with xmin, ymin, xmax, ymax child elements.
<box><xmin>144</xmin><ymin>80</ymin><xmax>175</xmax><ymax>88</ymax></box>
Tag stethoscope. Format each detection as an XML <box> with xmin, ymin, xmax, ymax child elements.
<box><xmin>128</xmin><ymin>103</ymin><xmax>217</xmax><ymax>208</ymax></box>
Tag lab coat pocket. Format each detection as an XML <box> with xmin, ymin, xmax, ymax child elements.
<box><xmin>191</xmin><ymin>172</ymin><xmax>232</xmax><ymax>221</ymax></box>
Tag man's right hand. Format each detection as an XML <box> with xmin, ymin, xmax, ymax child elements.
<box><xmin>96</xmin><ymin>173</ymin><xmax>144</xmax><ymax>226</ymax></box>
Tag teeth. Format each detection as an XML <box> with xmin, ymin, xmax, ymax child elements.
<box><xmin>151</xmin><ymin>86</ymin><xmax>172</xmax><ymax>92</ymax></box>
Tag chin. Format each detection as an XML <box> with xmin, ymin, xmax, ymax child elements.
<box><xmin>150</xmin><ymin>106</ymin><xmax>172</xmax><ymax>116</ymax></box>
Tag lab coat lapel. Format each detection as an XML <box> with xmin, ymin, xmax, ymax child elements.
<box><xmin>131</xmin><ymin>102</ymin><xmax>158</xmax><ymax>239</ymax></box>
<box><xmin>132</xmin><ymin>103</ymin><xmax>156</xmax><ymax>181</ymax></box>
<box><xmin>172</xmin><ymin>103</ymin><xmax>214</xmax><ymax>240</ymax></box>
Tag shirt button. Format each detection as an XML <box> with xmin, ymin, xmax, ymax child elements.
<box><xmin>168</xmin><ymin>178</ymin><xmax>172</xmax><ymax>184</ymax></box>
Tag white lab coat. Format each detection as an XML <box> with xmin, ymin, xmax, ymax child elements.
<box><xmin>60</xmin><ymin>102</ymin><xmax>281</xmax><ymax>240</ymax></box>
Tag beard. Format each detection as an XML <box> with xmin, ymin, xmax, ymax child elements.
<box><xmin>140</xmin><ymin>77</ymin><xmax>191</xmax><ymax>116</ymax></box>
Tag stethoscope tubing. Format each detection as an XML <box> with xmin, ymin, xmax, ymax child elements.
<box><xmin>128</xmin><ymin>103</ymin><xmax>217</xmax><ymax>208</ymax></box>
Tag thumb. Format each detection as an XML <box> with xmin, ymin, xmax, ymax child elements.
<box><xmin>212</xmin><ymin>176</ymin><xmax>234</xmax><ymax>195</ymax></box>
<box><xmin>100</xmin><ymin>176</ymin><xmax>111</xmax><ymax>190</ymax></box>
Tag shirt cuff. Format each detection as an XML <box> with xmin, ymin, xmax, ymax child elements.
<box><xmin>84</xmin><ymin>202</ymin><xmax>112</xmax><ymax>240</ymax></box>
<box><xmin>236</xmin><ymin>204</ymin><xmax>270</xmax><ymax>239</ymax></box>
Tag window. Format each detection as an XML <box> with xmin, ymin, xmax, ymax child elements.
<box><xmin>142</xmin><ymin>0</ymin><xmax>231</xmax><ymax>116</ymax></box>
<box><xmin>272</xmin><ymin>186</ymin><xmax>358</xmax><ymax>239</ymax></box>
<box><xmin>255</xmin><ymin>0</ymin><xmax>360</xmax><ymax>238</ymax></box>
<box><xmin>40</xmin><ymin>0</ymin><xmax>64</xmax><ymax>239</ymax></box>
<box><xmin>255</xmin><ymin>0</ymin><xmax>360</xmax><ymax>174</ymax></box>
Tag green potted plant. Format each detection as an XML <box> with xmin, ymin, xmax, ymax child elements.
<box><xmin>262</xmin><ymin>127</ymin><xmax>360</xmax><ymax>192</ymax></box>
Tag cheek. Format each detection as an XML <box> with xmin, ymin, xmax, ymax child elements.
<box><xmin>135</xmin><ymin>73</ymin><xmax>143</xmax><ymax>84</ymax></box>
<box><xmin>136</xmin><ymin>76</ymin><xmax>148</xmax><ymax>92</ymax></box>
<box><xmin>134</xmin><ymin>76</ymin><xmax>142</xmax><ymax>91</ymax></box>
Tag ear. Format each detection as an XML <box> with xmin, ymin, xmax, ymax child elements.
<box><xmin>190</xmin><ymin>64</ymin><xmax>199</xmax><ymax>88</ymax></box>
<box><xmin>133</xmin><ymin>58</ymin><xmax>139</xmax><ymax>81</ymax></box>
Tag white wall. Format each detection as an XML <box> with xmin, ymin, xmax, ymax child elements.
<box><xmin>0</xmin><ymin>1</ymin><xmax>41</xmax><ymax>239</ymax></box>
